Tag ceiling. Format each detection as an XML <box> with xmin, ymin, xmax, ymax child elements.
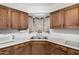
<box><xmin>0</xmin><ymin>3</ymin><xmax>76</xmax><ymax>16</ymax></box>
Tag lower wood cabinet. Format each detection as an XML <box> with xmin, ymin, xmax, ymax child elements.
<box><xmin>31</xmin><ymin>41</ymin><xmax>46</xmax><ymax>55</ymax></box>
<box><xmin>13</xmin><ymin>43</ymin><xmax>26</xmax><ymax>55</ymax></box>
<box><xmin>25</xmin><ymin>42</ymin><xmax>32</xmax><ymax>55</ymax></box>
<box><xmin>54</xmin><ymin>44</ymin><xmax>68</xmax><ymax>55</ymax></box>
<box><xmin>0</xmin><ymin>47</ymin><xmax>13</xmax><ymax>55</ymax></box>
<box><xmin>68</xmin><ymin>48</ymin><xmax>79</xmax><ymax>55</ymax></box>
<box><xmin>0</xmin><ymin>41</ymin><xmax>79</xmax><ymax>55</ymax></box>
<box><xmin>46</xmin><ymin>41</ymin><xmax>54</xmax><ymax>55</ymax></box>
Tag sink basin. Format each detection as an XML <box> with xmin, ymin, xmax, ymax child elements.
<box><xmin>65</xmin><ymin>41</ymin><xmax>79</xmax><ymax>47</ymax></box>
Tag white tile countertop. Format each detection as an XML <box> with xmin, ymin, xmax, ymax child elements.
<box><xmin>0</xmin><ymin>32</ymin><xmax>79</xmax><ymax>50</ymax></box>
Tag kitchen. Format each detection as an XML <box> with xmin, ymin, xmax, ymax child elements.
<box><xmin>0</xmin><ymin>3</ymin><xmax>79</xmax><ymax>55</ymax></box>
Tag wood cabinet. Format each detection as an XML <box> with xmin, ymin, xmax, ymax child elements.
<box><xmin>0</xmin><ymin>47</ymin><xmax>12</xmax><ymax>55</ymax></box>
<box><xmin>0</xmin><ymin>41</ymin><xmax>79</xmax><ymax>55</ymax></box>
<box><xmin>13</xmin><ymin>43</ymin><xmax>26</xmax><ymax>55</ymax></box>
<box><xmin>11</xmin><ymin>9</ymin><xmax>28</xmax><ymax>29</ymax></box>
<box><xmin>50</xmin><ymin>14</ymin><xmax>53</xmax><ymax>29</ymax></box>
<box><xmin>54</xmin><ymin>44</ymin><xmax>67</xmax><ymax>55</ymax></box>
<box><xmin>20</xmin><ymin>12</ymin><xmax>28</xmax><ymax>29</ymax></box>
<box><xmin>31</xmin><ymin>41</ymin><xmax>46</xmax><ymax>55</ymax></box>
<box><xmin>50</xmin><ymin>4</ymin><xmax>79</xmax><ymax>29</ymax></box>
<box><xmin>50</xmin><ymin>10</ymin><xmax>64</xmax><ymax>29</ymax></box>
<box><xmin>0</xmin><ymin>5</ymin><xmax>28</xmax><ymax>29</ymax></box>
<box><xmin>46</xmin><ymin>41</ymin><xmax>54</xmax><ymax>55</ymax></box>
<box><xmin>0</xmin><ymin>6</ymin><xmax>9</xmax><ymax>29</ymax></box>
<box><xmin>11</xmin><ymin>9</ymin><xmax>20</xmax><ymax>29</ymax></box>
<box><xmin>68</xmin><ymin>48</ymin><xmax>79</xmax><ymax>55</ymax></box>
<box><xmin>64</xmin><ymin>7</ymin><xmax>79</xmax><ymax>28</ymax></box>
<box><xmin>25</xmin><ymin>42</ymin><xmax>32</xmax><ymax>55</ymax></box>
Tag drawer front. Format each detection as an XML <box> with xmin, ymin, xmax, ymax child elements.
<box><xmin>55</xmin><ymin>44</ymin><xmax>67</xmax><ymax>52</ymax></box>
<box><xmin>0</xmin><ymin>47</ymin><xmax>12</xmax><ymax>55</ymax></box>
<box><xmin>68</xmin><ymin>48</ymin><xmax>79</xmax><ymax>55</ymax></box>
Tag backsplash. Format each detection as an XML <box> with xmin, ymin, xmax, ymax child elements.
<box><xmin>0</xmin><ymin>29</ymin><xmax>19</xmax><ymax>34</ymax></box>
<box><xmin>53</xmin><ymin>29</ymin><xmax>79</xmax><ymax>34</ymax></box>
<box><xmin>0</xmin><ymin>29</ymin><xmax>79</xmax><ymax>34</ymax></box>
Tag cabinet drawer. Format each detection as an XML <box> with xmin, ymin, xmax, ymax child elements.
<box><xmin>68</xmin><ymin>48</ymin><xmax>79</xmax><ymax>55</ymax></box>
<box><xmin>55</xmin><ymin>44</ymin><xmax>67</xmax><ymax>52</ymax></box>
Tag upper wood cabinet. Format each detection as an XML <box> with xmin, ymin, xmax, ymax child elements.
<box><xmin>50</xmin><ymin>4</ymin><xmax>79</xmax><ymax>29</ymax></box>
<box><xmin>50</xmin><ymin>10</ymin><xmax>64</xmax><ymax>29</ymax></box>
<box><xmin>0</xmin><ymin>6</ymin><xmax>9</xmax><ymax>29</ymax></box>
<box><xmin>64</xmin><ymin>7</ymin><xmax>79</xmax><ymax>29</ymax></box>
<box><xmin>20</xmin><ymin>12</ymin><xmax>28</xmax><ymax>29</ymax></box>
<box><xmin>11</xmin><ymin>9</ymin><xmax>20</xmax><ymax>29</ymax></box>
<box><xmin>0</xmin><ymin>5</ymin><xmax>28</xmax><ymax>29</ymax></box>
<box><xmin>11</xmin><ymin>9</ymin><xmax>28</xmax><ymax>29</ymax></box>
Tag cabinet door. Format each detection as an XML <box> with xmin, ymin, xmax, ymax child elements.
<box><xmin>51</xmin><ymin>10</ymin><xmax>64</xmax><ymax>28</ymax></box>
<box><xmin>25</xmin><ymin>42</ymin><xmax>32</xmax><ymax>55</ymax></box>
<box><xmin>20</xmin><ymin>12</ymin><xmax>28</xmax><ymax>29</ymax></box>
<box><xmin>46</xmin><ymin>42</ymin><xmax>54</xmax><ymax>55</ymax></box>
<box><xmin>31</xmin><ymin>41</ymin><xmax>46</xmax><ymax>55</ymax></box>
<box><xmin>68</xmin><ymin>48</ymin><xmax>79</xmax><ymax>55</ymax></box>
<box><xmin>64</xmin><ymin>7</ymin><xmax>79</xmax><ymax>28</ymax></box>
<box><xmin>49</xmin><ymin>14</ymin><xmax>53</xmax><ymax>29</ymax></box>
<box><xmin>0</xmin><ymin>47</ymin><xmax>12</xmax><ymax>55</ymax></box>
<box><xmin>0</xmin><ymin>6</ymin><xmax>9</xmax><ymax>29</ymax></box>
<box><xmin>54</xmin><ymin>44</ymin><xmax>67</xmax><ymax>55</ymax></box>
<box><xmin>11</xmin><ymin>9</ymin><xmax>20</xmax><ymax>29</ymax></box>
<box><xmin>13</xmin><ymin>43</ymin><xmax>26</xmax><ymax>55</ymax></box>
<box><xmin>54</xmin><ymin>49</ymin><xmax>67</xmax><ymax>55</ymax></box>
